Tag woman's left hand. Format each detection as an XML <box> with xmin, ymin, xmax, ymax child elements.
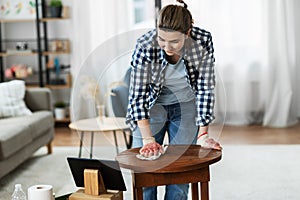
<box><xmin>202</xmin><ymin>138</ymin><xmax>222</xmax><ymax>150</ymax></box>
<box><xmin>197</xmin><ymin>137</ymin><xmax>222</xmax><ymax>150</ymax></box>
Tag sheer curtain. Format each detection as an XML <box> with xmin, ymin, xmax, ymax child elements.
<box><xmin>70</xmin><ymin>0</ymin><xmax>135</xmax><ymax>120</ymax></box>
<box><xmin>262</xmin><ymin>0</ymin><xmax>298</xmax><ymax>127</ymax></box>
<box><xmin>182</xmin><ymin>0</ymin><xmax>299</xmax><ymax>127</ymax></box>
<box><xmin>70</xmin><ymin>0</ymin><xmax>133</xmax><ymax>77</ymax></box>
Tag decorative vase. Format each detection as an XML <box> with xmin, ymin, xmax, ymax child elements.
<box><xmin>97</xmin><ymin>105</ymin><xmax>106</xmax><ymax>120</ymax></box>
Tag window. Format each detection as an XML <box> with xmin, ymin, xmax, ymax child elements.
<box><xmin>133</xmin><ymin>0</ymin><xmax>155</xmax><ymax>25</ymax></box>
<box><xmin>133</xmin><ymin>0</ymin><xmax>146</xmax><ymax>23</ymax></box>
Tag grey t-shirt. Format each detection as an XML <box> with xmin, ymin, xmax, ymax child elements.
<box><xmin>156</xmin><ymin>58</ymin><xmax>195</xmax><ymax>105</ymax></box>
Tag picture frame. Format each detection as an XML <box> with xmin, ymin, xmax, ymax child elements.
<box><xmin>0</xmin><ymin>0</ymin><xmax>37</xmax><ymax>20</ymax></box>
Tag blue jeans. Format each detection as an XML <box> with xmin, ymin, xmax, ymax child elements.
<box><xmin>132</xmin><ymin>100</ymin><xmax>198</xmax><ymax>200</ymax></box>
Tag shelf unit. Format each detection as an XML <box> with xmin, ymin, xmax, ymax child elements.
<box><xmin>0</xmin><ymin>0</ymin><xmax>71</xmax><ymax>88</ymax></box>
<box><xmin>0</xmin><ymin>0</ymin><xmax>71</xmax><ymax>122</ymax></box>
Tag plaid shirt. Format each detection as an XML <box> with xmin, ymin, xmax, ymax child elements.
<box><xmin>126</xmin><ymin>27</ymin><xmax>216</xmax><ymax>130</ymax></box>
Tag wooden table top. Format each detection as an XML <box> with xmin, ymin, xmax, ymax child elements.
<box><xmin>116</xmin><ymin>145</ymin><xmax>222</xmax><ymax>173</ymax></box>
<box><xmin>68</xmin><ymin>117</ymin><xmax>129</xmax><ymax>132</ymax></box>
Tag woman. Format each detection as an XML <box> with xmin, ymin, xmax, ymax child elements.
<box><xmin>126</xmin><ymin>0</ymin><xmax>222</xmax><ymax>199</ymax></box>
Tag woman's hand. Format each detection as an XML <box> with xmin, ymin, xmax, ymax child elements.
<box><xmin>139</xmin><ymin>142</ymin><xmax>164</xmax><ymax>157</ymax></box>
<box><xmin>197</xmin><ymin>132</ymin><xmax>222</xmax><ymax>150</ymax></box>
<box><xmin>200</xmin><ymin>138</ymin><xmax>222</xmax><ymax>150</ymax></box>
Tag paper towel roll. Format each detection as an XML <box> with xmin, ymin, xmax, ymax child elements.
<box><xmin>28</xmin><ymin>185</ymin><xmax>54</xmax><ymax>200</ymax></box>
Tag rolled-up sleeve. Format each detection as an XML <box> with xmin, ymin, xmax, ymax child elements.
<box><xmin>126</xmin><ymin>43</ymin><xmax>151</xmax><ymax>129</ymax></box>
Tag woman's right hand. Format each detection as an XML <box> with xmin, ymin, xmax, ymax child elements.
<box><xmin>139</xmin><ymin>142</ymin><xmax>164</xmax><ymax>158</ymax></box>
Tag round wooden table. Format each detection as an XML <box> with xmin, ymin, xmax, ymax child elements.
<box><xmin>116</xmin><ymin>144</ymin><xmax>222</xmax><ymax>200</ymax></box>
<box><xmin>69</xmin><ymin>117</ymin><xmax>131</xmax><ymax>157</ymax></box>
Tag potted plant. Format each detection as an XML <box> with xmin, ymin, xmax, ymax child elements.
<box><xmin>49</xmin><ymin>0</ymin><xmax>63</xmax><ymax>18</ymax></box>
<box><xmin>54</xmin><ymin>101</ymin><xmax>66</xmax><ymax>120</ymax></box>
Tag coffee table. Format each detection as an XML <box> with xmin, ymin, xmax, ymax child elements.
<box><xmin>116</xmin><ymin>145</ymin><xmax>222</xmax><ymax>200</ymax></box>
<box><xmin>69</xmin><ymin>117</ymin><xmax>131</xmax><ymax>158</ymax></box>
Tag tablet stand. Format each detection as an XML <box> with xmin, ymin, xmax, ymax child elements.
<box><xmin>69</xmin><ymin>169</ymin><xmax>123</xmax><ymax>200</ymax></box>
<box><xmin>84</xmin><ymin>169</ymin><xmax>106</xmax><ymax>195</ymax></box>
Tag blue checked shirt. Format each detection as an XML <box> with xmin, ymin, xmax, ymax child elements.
<box><xmin>126</xmin><ymin>27</ymin><xmax>216</xmax><ymax>130</ymax></box>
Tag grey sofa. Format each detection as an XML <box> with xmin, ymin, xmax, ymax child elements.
<box><xmin>0</xmin><ymin>88</ymin><xmax>54</xmax><ymax>179</ymax></box>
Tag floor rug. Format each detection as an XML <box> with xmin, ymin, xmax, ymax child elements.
<box><xmin>1</xmin><ymin>145</ymin><xmax>300</xmax><ymax>200</ymax></box>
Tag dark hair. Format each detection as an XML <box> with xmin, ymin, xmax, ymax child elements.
<box><xmin>157</xmin><ymin>0</ymin><xmax>193</xmax><ymax>34</ymax></box>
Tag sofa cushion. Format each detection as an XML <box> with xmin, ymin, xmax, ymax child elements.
<box><xmin>0</xmin><ymin>80</ymin><xmax>32</xmax><ymax>118</ymax></box>
<box><xmin>20</xmin><ymin>111</ymin><xmax>54</xmax><ymax>139</ymax></box>
<box><xmin>0</xmin><ymin>111</ymin><xmax>53</xmax><ymax>160</ymax></box>
<box><xmin>0</xmin><ymin>124</ymin><xmax>32</xmax><ymax>160</ymax></box>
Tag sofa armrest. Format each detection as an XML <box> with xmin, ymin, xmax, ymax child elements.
<box><xmin>24</xmin><ymin>88</ymin><xmax>53</xmax><ymax>112</ymax></box>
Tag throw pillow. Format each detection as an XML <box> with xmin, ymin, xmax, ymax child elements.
<box><xmin>0</xmin><ymin>80</ymin><xmax>32</xmax><ymax>118</ymax></box>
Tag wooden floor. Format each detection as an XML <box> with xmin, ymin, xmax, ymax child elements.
<box><xmin>52</xmin><ymin>121</ymin><xmax>300</xmax><ymax>147</ymax></box>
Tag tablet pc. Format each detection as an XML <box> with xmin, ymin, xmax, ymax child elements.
<box><xmin>67</xmin><ymin>157</ymin><xmax>126</xmax><ymax>191</ymax></box>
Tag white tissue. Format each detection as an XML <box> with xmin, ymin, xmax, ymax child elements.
<box><xmin>28</xmin><ymin>185</ymin><xmax>53</xmax><ymax>200</ymax></box>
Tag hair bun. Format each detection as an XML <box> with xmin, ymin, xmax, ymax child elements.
<box><xmin>176</xmin><ymin>0</ymin><xmax>188</xmax><ymax>8</ymax></box>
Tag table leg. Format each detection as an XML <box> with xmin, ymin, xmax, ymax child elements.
<box><xmin>200</xmin><ymin>182</ymin><xmax>209</xmax><ymax>200</ymax></box>
<box><xmin>132</xmin><ymin>172</ymin><xmax>143</xmax><ymax>200</ymax></box>
<box><xmin>134</xmin><ymin>187</ymin><xmax>143</xmax><ymax>200</ymax></box>
<box><xmin>113</xmin><ymin>130</ymin><xmax>119</xmax><ymax>154</ymax></box>
<box><xmin>191</xmin><ymin>182</ymin><xmax>199</xmax><ymax>200</ymax></box>
<box><xmin>90</xmin><ymin>131</ymin><xmax>94</xmax><ymax>158</ymax></box>
<box><xmin>122</xmin><ymin>129</ymin><xmax>133</xmax><ymax>149</ymax></box>
<box><xmin>78</xmin><ymin>131</ymin><xmax>84</xmax><ymax>158</ymax></box>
